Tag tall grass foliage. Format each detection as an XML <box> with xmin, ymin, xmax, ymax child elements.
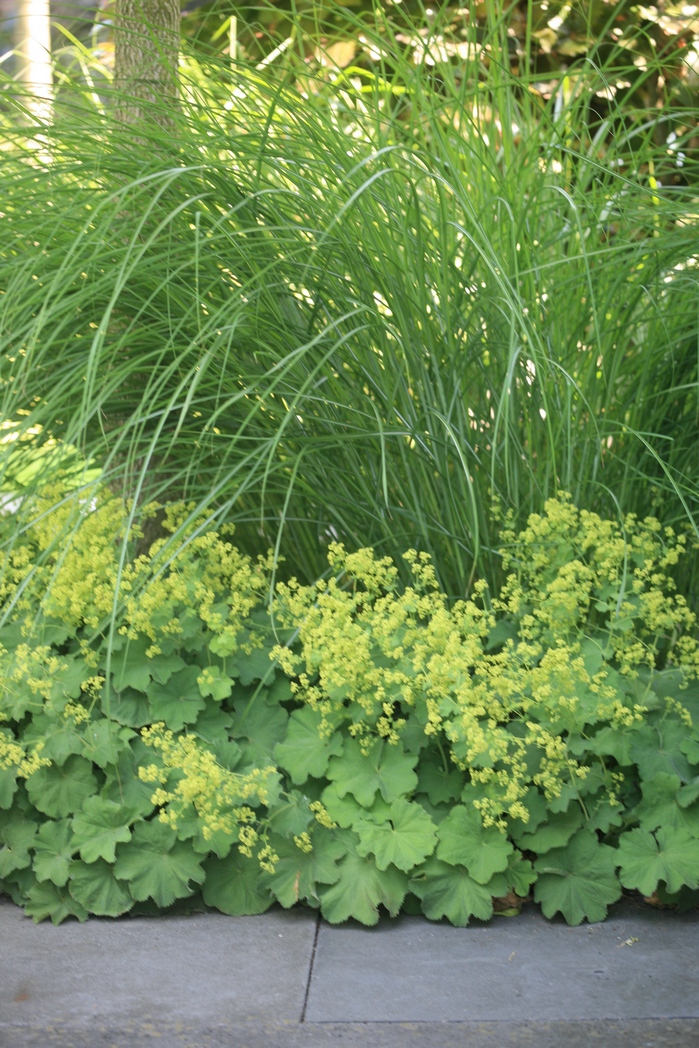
<box><xmin>1</xmin><ymin>2</ymin><xmax>698</xmax><ymax>611</ymax></box>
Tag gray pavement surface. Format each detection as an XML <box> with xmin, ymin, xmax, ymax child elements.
<box><xmin>1</xmin><ymin>895</ymin><xmax>698</xmax><ymax>1047</ymax></box>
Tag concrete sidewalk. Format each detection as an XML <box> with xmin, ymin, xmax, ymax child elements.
<box><xmin>1</xmin><ymin>895</ymin><xmax>698</xmax><ymax>1047</ymax></box>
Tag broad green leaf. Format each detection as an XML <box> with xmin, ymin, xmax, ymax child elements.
<box><xmin>588</xmin><ymin>724</ymin><xmax>636</xmax><ymax>766</ymax></box>
<box><xmin>27</xmin><ymin>755</ymin><xmax>97</xmax><ymax>818</ymax></box>
<box><xmin>616</xmin><ymin>827</ymin><xmax>699</xmax><ymax>896</ymax></box>
<box><xmin>68</xmin><ymin>858</ymin><xmax>134</xmax><ymax>917</ymax></box>
<box><xmin>111</xmin><ymin>636</ymin><xmax>153</xmax><ymax>693</ymax></box>
<box><xmin>102</xmin><ymin>685</ymin><xmax>151</xmax><ymax>728</ymax></box>
<box><xmin>506</xmin><ymin>787</ymin><xmax>549</xmax><ymax>836</ymax></box>
<box><xmin>0</xmin><ymin>820</ymin><xmax>37</xmax><ymax>877</ymax></box>
<box><xmin>274</xmin><ymin>706</ymin><xmax>343</xmax><ymax>784</ymax></box>
<box><xmin>679</xmin><ymin>776</ymin><xmax>699</xmax><ymax>808</ymax></box>
<box><xmin>192</xmin><ymin>698</ymin><xmax>233</xmax><ymax>747</ymax></box>
<box><xmin>680</xmin><ymin>735</ymin><xmax>699</xmax><ymax>767</ymax></box>
<box><xmin>101</xmin><ymin>749</ymin><xmax>157</xmax><ymax>816</ymax></box>
<box><xmin>514</xmin><ymin>805</ymin><xmax>583</xmax><ymax>853</ymax></box>
<box><xmin>0</xmin><ymin>766</ymin><xmax>18</xmax><ymax>809</ymax></box>
<box><xmin>24</xmin><ymin>880</ymin><xmax>88</xmax><ymax>925</ymax></box>
<box><xmin>234</xmin><ymin>644</ymin><xmax>277</xmax><ymax>686</ymax></box>
<box><xmin>321</xmin><ymin>783</ymin><xmax>391</xmax><ymax>828</ymax></box>
<box><xmin>356</xmin><ymin>799</ymin><xmax>437</xmax><ymax>872</ymax></box>
<box><xmin>230</xmin><ymin>693</ymin><xmax>288</xmax><ymax>765</ymax></box>
<box><xmin>326</xmin><ymin>738</ymin><xmax>418</xmax><ymax>808</ymax></box>
<box><xmin>33</xmin><ymin>820</ymin><xmax>75</xmax><ymax>886</ymax></box>
<box><xmin>148</xmin><ymin>666</ymin><xmax>205</xmax><ymax>731</ymax></box>
<box><xmin>71</xmin><ymin>796</ymin><xmax>133</xmax><ymax>864</ymax></box>
<box><xmin>417</xmin><ymin>758</ymin><xmax>465</xmax><ymax>805</ymax></box>
<box><xmin>24</xmin><ymin>713</ymin><xmax>83</xmax><ymax>765</ymax></box>
<box><xmin>81</xmin><ymin>718</ymin><xmax>133</xmax><ymax>769</ymax></box>
<box><xmin>203</xmin><ymin>851</ymin><xmax>273</xmax><ymax>915</ymax></box>
<box><xmin>410</xmin><ymin>856</ymin><xmax>494</xmax><ymax>926</ymax></box>
<box><xmin>51</xmin><ymin>655</ymin><xmax>91</xmax><ymax>702</ymax></box>
<box><xmin>113</xmin><ymin>820</ymin><xmax>205</xmax><ymax>907</ymax></box>
<box><xmin>267</xmin><ymin>790</ymin><xmax>314</xmax><ymax>838</ymax></box>
<box><xmin>148</xmin><ymin>652</ymin><xmax>186</xmax><ymax>685</ymax></box>
<box><xmin>437</xmin><ymin>805</ymin><xmax>512</xmax><ymax>883</ymax></box>
<box><xmin>319</xmin><ymin>841</ymin><xmax>407</xmax><ymax>925</ymax></box>
<box><xmin>633</xmin><ymin>774</ymin><xmax>699</xmax><ymax>836</ymax></box>
<box><xmin>197</xmin><ymin>665</ymin><xmax>234</xmax><ymax>701</ymax></box>
<box><xmin>630</xmin><ymin>721</ymin><xmax>694</xmax><ymax>782</ymax></box>
<box><xmin>1</xmin><ymin>864</ymin><xmax>35</xmax><ymax>904</ymax></box>
<box><xmin>534</xmin><ymin>831</ymin><xmax>621</xmax><ymax>925</ymax></box>
<box><xmin>173</xmin><ymin>803</ymin><xmax>235</xmax><ymax>860</ymax></box>
<box><xmin>262</xmin><ymin>830</ymin><xmax>346</xmax><ymax>908</ymax></box>
<box><xmin>501</xmin><ymin>850</ymin><xmax>537</xmax><ymax>898</ymax></box>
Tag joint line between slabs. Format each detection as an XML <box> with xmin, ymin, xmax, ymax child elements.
<box><xmin>300</xmin><ymin>912</ymin><xmax>321</xmax><ymax>1023</ymax></box>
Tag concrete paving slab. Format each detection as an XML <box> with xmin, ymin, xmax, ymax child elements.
<box><xmin>2</xmin><ymin>1019</ymin><xmax>699</xmax><ymax>1048</ymax></box>
<box><xmin>0</xmin><ymin>898</ymin><xmax>316</xmax><ymax>1027</ymax></box>
<box><xmin>305</xmin><ymin>900</ymin><xmax>699</xmax><ymax>1023</ymax></box>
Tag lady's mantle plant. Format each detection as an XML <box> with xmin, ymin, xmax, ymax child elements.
<box><xmin>1</xmin><ymin>486</ymin><xmax>699</xmax><ymax>925</ymax></box>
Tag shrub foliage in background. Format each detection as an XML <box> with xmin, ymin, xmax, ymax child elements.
<box><xmin>1</xmin><ymin>485</ymin><xmax>699</xmax><ymax>926</ymax></box>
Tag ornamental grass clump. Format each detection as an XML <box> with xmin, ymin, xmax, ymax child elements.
<box><xmin>1</xmin><ymin>485</ymin><xmax>699</xmax><ymax>926</ymax></box>
<box><xmin>1</xmin><ymin>2</ymin><xmax>698</xmax><ymax>603</ymax></box>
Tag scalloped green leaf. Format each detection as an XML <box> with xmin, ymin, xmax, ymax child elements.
<box><xmin>534</xmin><ymin>831</ymin><xmax>621</xmax><ymax>925</ymax></box>
<box><xmin>33</xmin><ymin>820</ymin><xmax>75</xmax><ymax>886</ymax></box>
<box><xmin>68</xmin><ymin>858</ymin><xmax>134</xmax><ymax>917</ymax></box>
<box><xmin>274</xmin><ymin>706</ymin><xmax>343</xmax><ymax>785</ymax></box>
<box><xmin>417</xmin><ymin>758</ymin><xmax>465</xmax><ymax>805</ymax></box>
<box><xmin>321</xmin><ymin>783</ymin><xmax>392</xmax><ymax>828</ymax></box>
<box><xmin>356</xmin><ymin>799</ymin><xmax>437</xmax><ymax>872</ymax></box>
<box><xmin>262</xmin><ymin>829</ymin><xmax>347</xmax><ymax>908</ymax></box>
<box><xmin>502</xmin><ymin>849</ymin><xmax>537</xmax><ymax>897</ymax></box>
<box><xmin>267</xmin><ymin>790</ymin><xmax>314</xmax><ymax>838</ymax></box>
<box><xmin>197</xmin><ymin>665</ymin><xmax>234</xmax><ymax>701</ymax></box>
<box><xmin>26</xmin><ymin>755</ymin><xmax>98</xmax><ymax>818</ymax></box>
<box><xmin>630</xmin><ymin>721</ymin><xmax>694</xmax><ymax>782</ymax></box>
<box><xmin>514</xmin><ymin>805</ymin><xmax>583</xmax><ymax>853</ymax></box>
<box><xmin>0</xmin><ymin>819</ymin><xmax>37</xmax><ymax>877</ymax></box>
<box><xmin>230</xmin><ymin>692</ymin><xmax>288</xmax><ymax>765</ymax></box>
<box><xmin>24</xmin><ymin>880</ymin><xmax>89</xmax><ymax>924</ymax></box>
<box><xmin>437</xmin><ymin>805</ymin><xmax>512</xmax><ymax>883</ymax></box>
<box><xmin>148</xmin><ymin>666</ymin><xmax>206</xmax><ymax>731</ymax></box>
<box><xmin>71</xmin><ymin>796</ymin><xmax>133</xmax><ymax>864</ymax></box>
<box><xmin>24</xmin><ymin>713</ymin><xmax>83</xmax><ymax>766</ymax></box>
<box><xmin>616</xmin><ymin>826</ymin><xmax>699</xmax><ymax>896</ymax></box>
<box><xmin>634</xmin><ymin>774</ymin><xmax>699</xmax><ymax>836</ymax></box>
<box><xmin>0</xmin><ymin>766</ymin><xmax>18</xmax><ymax>809</ymax></box>
<box><xmin>102</xmin><ymin>685</ymin><xmax>152</xmax><ymax>728</ymax></box>
<box><xmin>113</xmin><ymin>820</ymin><xmax>205</xmax><ymax>907</ymax></box>
<box><xmin>326</xmin><ymin>738</ymin><xmax>418</xmax><ymax>808</ymax></box>
<box><xmin>111</xmin><ymin>636</ymin><xmax>153</xmax><ymax>693</ymax></box>
<box><xmin>409</xmin><ymin>856</ymin><xmax>494</xmax><ymax>926</ymax></box>
<box><xmin>319</xmin><ymin>842</ymin><xmax>408</xmax><ymax>926</ymax></box>
<box><xmin>148</xmin><ymin>652</ymin><xmax>186</xmax><ymax>685</ymax></box>
<box><xmin>101</xmin><ymin>749</ymin><xmax>157</xmax><ymax>817</ymax></box>
<box><xmin>81</xmin><ymin>718</ymin><xmax>133</xmax><ymax>769</ymax></box>
<box><xmin>203</xmin><ymin>851</ymin><xmax>273</xmax><ymax>915</ymax></box>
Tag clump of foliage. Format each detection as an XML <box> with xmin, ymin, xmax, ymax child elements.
<box><xmin>1</xmin><ymin>485</ymin><xmax>699</xmax><ymax>926</ymax></box>
<box><xmin>2</xmin><ymin>4</ymin><xmax>699</xmax><ymax>605</ymax></box>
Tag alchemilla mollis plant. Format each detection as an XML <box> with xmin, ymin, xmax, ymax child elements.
<box><xmin>1</xmin><ymin>484</ymin><xmax>699</xmax><ymax>926</ymax></box>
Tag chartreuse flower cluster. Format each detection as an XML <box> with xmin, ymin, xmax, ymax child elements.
<box><xmin>1</xmin><ymin>483</ymin><xmax>698</xmax><ymax>928</ymax></box>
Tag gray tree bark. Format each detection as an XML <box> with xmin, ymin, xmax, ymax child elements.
<box><xmin>114</xmin><ymin>0</ymin><xmax>180</xmax><ymax>126</ymax></box>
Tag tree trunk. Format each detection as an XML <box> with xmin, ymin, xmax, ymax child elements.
<box><xmin>15</xmin><ymin>0</ymin><xmax>53</xmax><ymax>123</ymax></box>
<box><xmin>114</xmin><ymin>0</ymin><xmax>180</xmax><ymax>127</ymax></box>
